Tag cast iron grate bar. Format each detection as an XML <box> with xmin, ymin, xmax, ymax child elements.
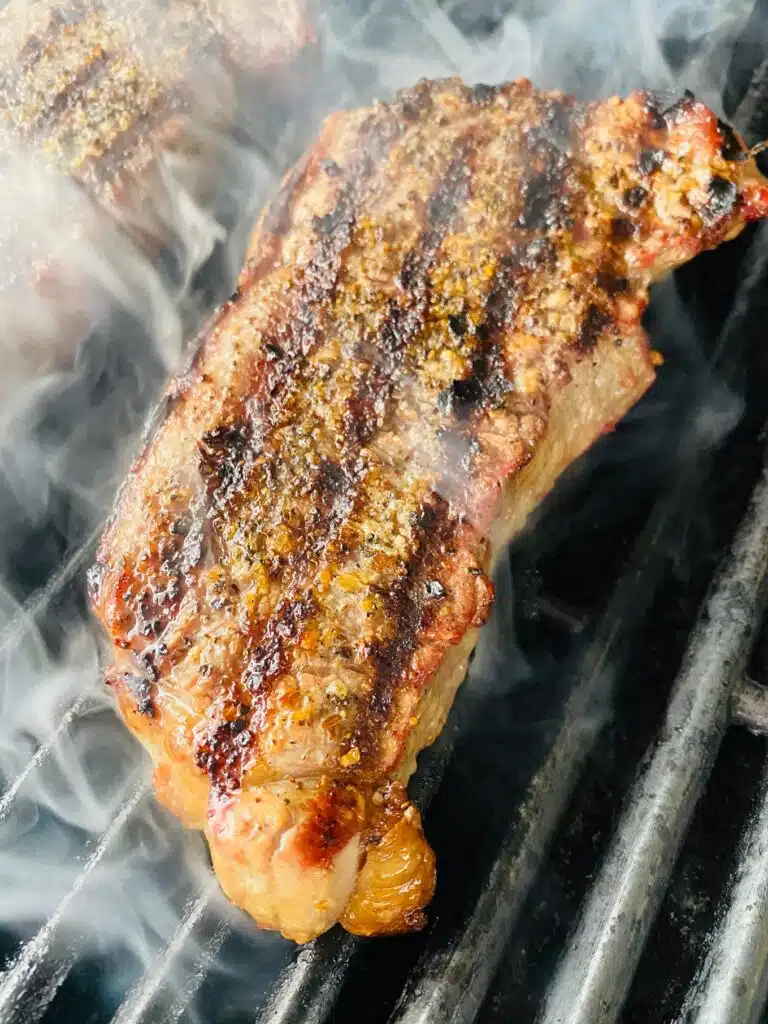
<box><xmin>111</xmin><ymin>879</ymin><xmax>223</xmax><ymax>1024</ymax></box>
<box><xmin>677</xmin><ymin>748</ymin><xmax>768</xmax><ymax>1024</ymax></box>
<box><xmin>0</xmin><ymin>777</ymin><xmax>148</xmax><ymax>1024</ymax></box>
<box><xmin>387</xmin><ymin>460</ymin><xmax>705</xmax><ymax>1024</ymax></box>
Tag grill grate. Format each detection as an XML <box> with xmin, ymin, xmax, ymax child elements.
<box><xmin>4</xmin><ymin>2</ymin><xmax>768</xmax><ymax>1023</ymax></box>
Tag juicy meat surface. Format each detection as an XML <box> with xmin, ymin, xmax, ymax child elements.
<box><xmin>89</xmin><ymin>78</ymin><xmax>768</xmax><ymax>942</ymax></box>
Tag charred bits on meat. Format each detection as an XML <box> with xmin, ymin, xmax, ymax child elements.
<box><xmin>448</xmin><ymin>312</ymin><xmax>469</xmax><ymax>336</ymax></box>
<box><xmin>611</xmin><ymin>216</ymin><xmax>636</xmax><ymax>241</ymax></box>
<box><xmin>703</xmin><ymin>176</ymin><xmax>738</xmax><ymax>225</ymax></box>
<box><xmin>622</xmin><ymin>186</ymin><xmax>648</xmax><ymax>210</ymax></box>
<box><xmin>596</xmin><ymin>269</ymin><xmax>629</xmax><ymax>295</ymax></box>
<box><xmin>437</xmin><ymin>375</ymin><xmax>484</xmax><ymax>417</ymax></box>
<box><xmin>662</xmin><ymin>89</ymin><xmax>696</xmax><ymax>124</ymax></box>
<box><xmin>578</xmin><ymin>304</ymin><xmax>612</xmax><ymax>351</ymax></box>
<box><xmin>470</xmin><ymin>82</ymin><xmax>498</xmax><ymax>105</ymax></box>
<box><xmin>637</xmin><ymin>148</ymin><xmax>665</xmax><ymax>175</ymax></box>
<box><xmin>518</xmin><ymin>171</ymin><xmax>564</xmax><ymax>230</ymax></box>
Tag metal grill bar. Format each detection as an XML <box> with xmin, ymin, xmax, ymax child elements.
<box><xmin>677</xmin><ymin>751</ymin><xmax>768</xmax><ymax>1024</ymax></box>
<box><xmin>0</xmin><ymin>528</ymin><xmax>99</xmax><ymax>657</ymax></box>
<box><xmin>731</xmin><ymin>677</ymin><xmax>768</xmax><ymax>733</ymax></box>
<box><xmin>0</xmin><ymin>777</ymin><xmax>148</xmax><ymax>1024</ymax></box>
<box><xmin>0</xmin><ymin>532</ymin><xmax>101</xmax><ymax>821</ymax></box>
<box><xmin>538</xmin><ymin>464</ymin><xmax>768</xmax><ymax>1024</ymax></box>
<box><xmin>111</xmin><ymin>880</ymin><xmax>221</xmax><ymax>1024</ymax></box>
<box><xmin>0</xmin><ymin>694</ymin><xmax>93</xmax><ymax>825</ymax></box>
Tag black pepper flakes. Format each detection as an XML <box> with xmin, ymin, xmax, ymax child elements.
<box><xmin>623</xmin><ymin>185</ymin><xmax>648</xmax><ymax>209</ymax></box>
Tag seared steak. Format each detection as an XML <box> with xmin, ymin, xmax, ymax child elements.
<box><xmin>0</xmin><ymin>0</ymin><xmax>312</xmax><ymax>223</ymax></box>
<box><xmin>89</xmin><ymin>78</ymin><xmax>768</xmax><ymax>942</ymax></box>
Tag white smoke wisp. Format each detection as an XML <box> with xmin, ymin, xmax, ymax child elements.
<box><xmin>0</xmin><ymin>0</ymin><xmax>760</xmax><ymax>1015</ymax></box>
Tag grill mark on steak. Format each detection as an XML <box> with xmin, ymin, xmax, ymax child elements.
<box><xmin>77</xmin><ymin>96</ymin><xmax>184</xmax><ymax>189</ymax></box>
<box><xmin>432</xmin><ymin>96</ymin><xmax>575</xmax><ymax>513</ymax></box>
<box><xmin>342</xmin><ymin>137</ymin><xmax>475</xmax><ymax>449</ymax></box>
<box><xmin>354</xmin><ymin>497</ymin><xmax>452</xmax><ymax>761</ymax></box>
<box><xmin>26</xmin><ymin>47</ymin><xmax>113</xmax><ymax>136</ymax></box>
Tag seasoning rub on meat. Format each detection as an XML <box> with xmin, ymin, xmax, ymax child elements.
<box><xmin>89</xmin><ymin>78</ymin><xmax>768</xmax><ymax>942</ymax></box>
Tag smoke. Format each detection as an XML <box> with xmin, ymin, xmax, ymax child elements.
<box><xmin>0</xmin><ymin>0</ymin><xmax>760</xmax><ymax>1017</ymax></box>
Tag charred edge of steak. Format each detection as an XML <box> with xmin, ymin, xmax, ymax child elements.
<box><xmin>131</xmin><ymin>130</ymin><xmax>317</xmax><ymax>461</ymax></box>
<box><xmin>717</xmin><ymin>117</ymin><xmax>746</xmax><ymax>163</ymax></box>
<box><xmin>702</xmin><ymin>175</ymin><xmax>739</xmax><ymax>226</ymax></box>
<box><xmin>259</xmin><ymin>147</ymin><xmax>317</xmax><ymax>247</ymax></box>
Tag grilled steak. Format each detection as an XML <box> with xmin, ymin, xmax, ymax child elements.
<box><xmin>89</xmin><ymin>78</ymin><xmax>768</xmax><ymax>942</ymax></box>
<box><xmin>0</xmin><ymin>0</ymin><xmax>313</xmax><ymax>394</ymax></box>
<box><xmin>0</xmin><ymin>0</ymin><xmax>312</xmax><ymax>225</ymax></box>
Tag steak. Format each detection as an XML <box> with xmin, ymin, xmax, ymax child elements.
<box><xmin>89</xmin><ymin>78</ymin><xmax>768</xmax><ymax>942</ymax></box>
<box><xmin>0</xmin><ymin>0</ymin><xmax>312</xmax><ymax>225</ymax></box>
<box><xmin>0</xmin><ymin>0</ymin><xmax>313</xmax><ymax>387</ymax></box>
